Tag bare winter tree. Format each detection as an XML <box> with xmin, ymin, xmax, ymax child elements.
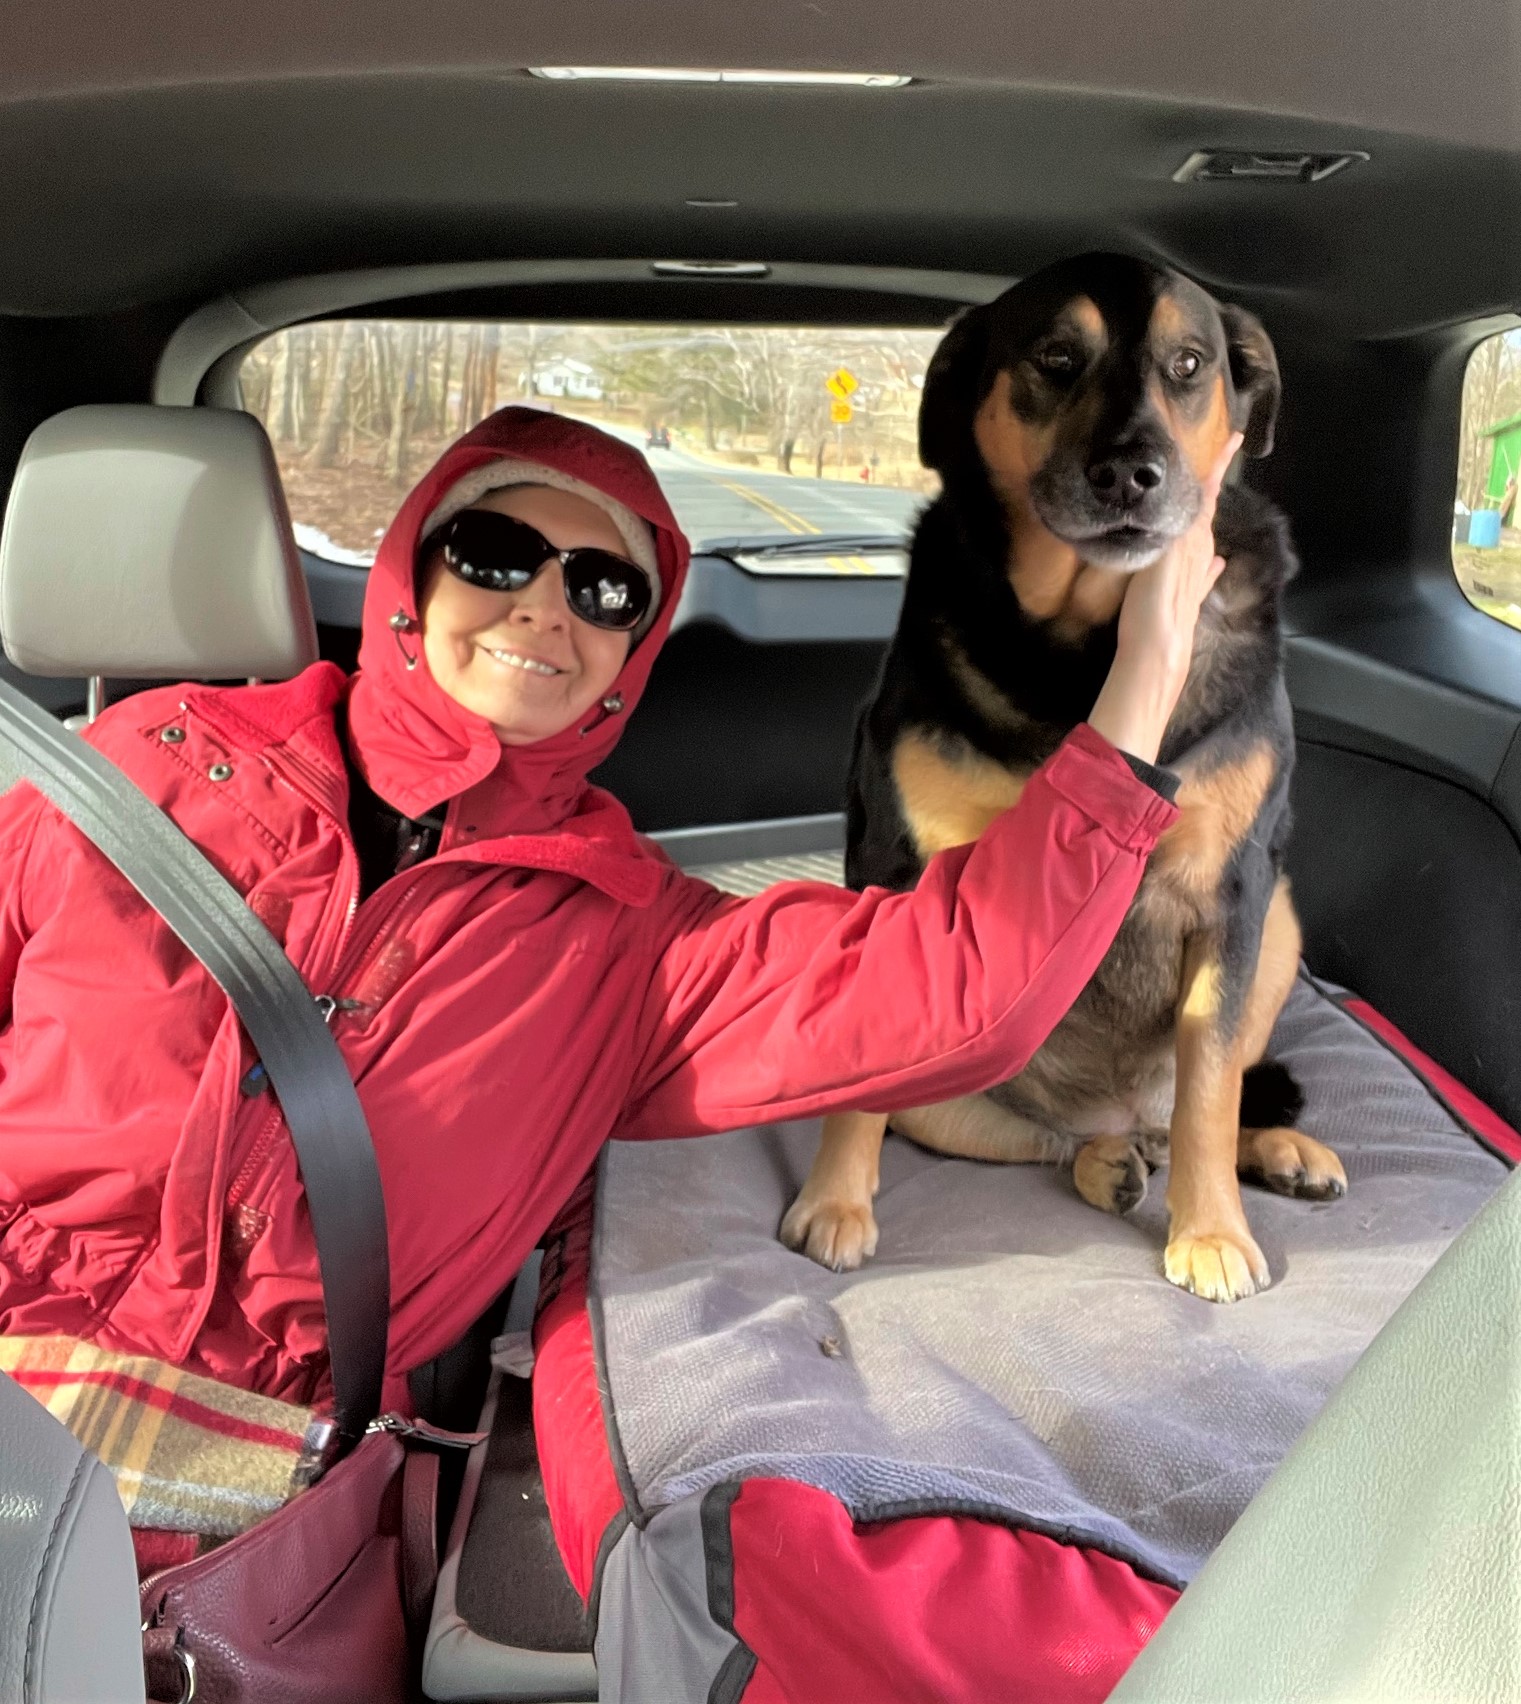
<box><xmin>305</xmin><ymin>321</ymin><xmax>364</xmax><ymax>470</ymax></box>
<box><xmin>384</xmin><ymin>324</ymin><xmax>423</xmax><ymax>487</ymax></box>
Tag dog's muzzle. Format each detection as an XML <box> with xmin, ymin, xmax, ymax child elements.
<box><xmin>1030</xmin><ymin>448</ymin><xmax>1203</xmax><ymax>571</ymax></box>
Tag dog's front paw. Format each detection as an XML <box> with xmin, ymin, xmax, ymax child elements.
<box><xmin>1164</xmin><ymin>1229</ymin><xmax>1270</xmax><ymax>1302</ymax></box>
<box><xmin>780</xmin><ymin>1195</ymin><xmax>879</xmax><ymax>1272</ymax></box>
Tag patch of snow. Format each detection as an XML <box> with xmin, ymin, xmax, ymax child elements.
<box><xmin>293</xmin><ymin>522</ymin><xmax>374</xmax><ymax>568</ymax></box>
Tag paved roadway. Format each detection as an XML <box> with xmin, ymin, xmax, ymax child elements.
<box><xmin>587</xmin><ymin>419</ymin><xmax>924</xmax><ymax>566</ymax></box>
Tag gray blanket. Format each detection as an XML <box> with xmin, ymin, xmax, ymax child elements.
<box><xmin>591</xmin><ymin>976</ymin><xmax>1510</xmax><ymax>1586</ymax></box>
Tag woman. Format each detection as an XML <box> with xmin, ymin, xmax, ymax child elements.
<box><xmin>0</xmin><ymin>406</ymin><xmax>1231</xmax><ymax>1408</ymax></box>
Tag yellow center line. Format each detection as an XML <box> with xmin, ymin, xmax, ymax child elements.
<box><xmin>720</xmin><ymin>481</ymin><xmax>821</xmax><ymax>536</ymax></box>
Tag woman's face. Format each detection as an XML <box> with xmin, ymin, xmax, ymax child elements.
<box><xmin>418</xmin><ymin>485</ymin><xmax>637</xmax><ymax>746</ymax></box>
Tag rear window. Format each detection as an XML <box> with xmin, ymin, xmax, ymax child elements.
<box><xmin>240</xmin><ymin>320</ymin><xmax>945</xmax><ymax>572</ymax></box>
<box><xmin>1453</xmin><ymin>326</ymin><xmax>1521</xmax><ymax>633</ymax></box>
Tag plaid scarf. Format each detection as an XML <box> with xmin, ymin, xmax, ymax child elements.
<box><xmin>0</xmin><ymin>1335</ymin><xmax>313</xmax><ymax>1538</ymax></box>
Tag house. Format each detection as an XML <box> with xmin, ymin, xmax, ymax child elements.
<box><xmin>1479</xmin><ymin>410</ymin><xmax>1521</xmax><ymax>514</ymax></box>
<box><xmin>527</xmin><ymin>358</ymin><xmax>604</xmax><ymax>402</ymax></box>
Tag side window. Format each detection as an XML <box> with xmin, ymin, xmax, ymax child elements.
<box><xmin>1454</xmin><ymin>326</ymin><xmax>1521</xmax><ymax>633</ymax></box>
<box><xmin>239</xmin><ymin>320</ymin><xmax>943</xmax><ymax>574</ymax></box>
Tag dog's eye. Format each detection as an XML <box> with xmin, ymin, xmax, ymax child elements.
<box><xmin>1170</xmin><ymin>350</ymin><xmax>1203</xmax><ymax>382</ymax></box>
<box><xmin>1034</xmin><ymin>344</ymin><xmax>1080</xmax><ymax>377</ymax></box>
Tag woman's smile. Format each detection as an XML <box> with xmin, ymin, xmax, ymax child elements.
<box><xmin>479</xmin><ymin>643</ymin><xmax>565</xmax><ymax>677</ymax></box>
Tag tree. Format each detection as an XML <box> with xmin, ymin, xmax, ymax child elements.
<box><xmin>384</xmin><ymin>324</ymin><xmax>423</xmax><ymax>486</ymax></box>
<box><xmin>304</xmin><ymin>321</ymin><xmax>363</xmax><ymax>470</ymax></box>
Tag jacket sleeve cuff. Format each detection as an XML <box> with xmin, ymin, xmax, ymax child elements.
<box><xmin>1118</xmin><ymin>749</ymin><xmax>1182</xmax><ymax>804</ymax></box>
<box><xmin>1040</xmin><ymin>723</ymin><xmax>1180</xmax><ymax>851</ymax></box>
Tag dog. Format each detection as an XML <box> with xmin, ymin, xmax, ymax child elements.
<box><xmin>780</xmin><ymin>252</ymin><xmax>1346</xmax><ymax>1303</ymax></box>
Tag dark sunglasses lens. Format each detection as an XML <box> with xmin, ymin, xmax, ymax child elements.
<box><xmin>441</xmin><ymin>512</ymin><xmax>548</xmax><ymax>591</ymax></box>
<box><xmin>562</xmin><ymin>552</ymin><xmax>652</xmax><ymax>632</ymax></box>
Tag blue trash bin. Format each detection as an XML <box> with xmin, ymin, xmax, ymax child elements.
<box><xmin>1469</xmin><ymin>509</ymin><xmax>1502</xmax><ymax>549</ymax></box>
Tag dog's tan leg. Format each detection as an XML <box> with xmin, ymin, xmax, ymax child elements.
<box><xmin>1235</xmin><ymin>878</ymin><xmax>1301</xmax><ymax>1066</ymax></box>
<box><xmin>1164</xmin><ymin>940</ymin><xmax>1271</xmax><ymax>1302</ymax></box>
<box><xmin>891</xmin><ymin>1094</ymin><xmax>1056</xmax><ymax>1163</ymax></box>
<box><xmin>1235</xmin><ymin>880</ymin><xmax>1348</xmax><ymax>1201</ymax></box>
<box><xmin>781</xmin><ymin>1110</ymin><xmax>888</xmax><ymax>1271</ymax></box>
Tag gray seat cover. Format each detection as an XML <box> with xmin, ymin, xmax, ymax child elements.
<box><xmin>1110</xmin><ymin>1166</ymin><xmax>1521</xmax><ymax>1703</ymax></box>
<box><xmin>591</xmin><ymin>974</ymin><xmax>1510</xmax><ymax>1588</ymax></box>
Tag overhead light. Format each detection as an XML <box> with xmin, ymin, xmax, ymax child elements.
<box><xmin>529</xmin><ymin>68</ymin><xmax>911</xmax><ymax>87</ymax></box>
<box><xmin>650</xmin><ymin>260</ymin><xmax>771</xmax><ymax>278</ymax></box>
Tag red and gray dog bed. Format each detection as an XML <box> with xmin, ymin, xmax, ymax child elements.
<box><xmin>431</xmin><ymin>971</ymin><xmax>1516</xmax><ymax>1703</ymax></box>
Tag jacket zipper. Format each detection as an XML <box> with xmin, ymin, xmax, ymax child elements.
<box><xmin>219</xmin><ymin>734</ymin><xmax>396</xmax><ymax>1207</ymax></box>
<box><xmin>223</xmin><ymin>871</ymin><xmax>425</xmax><ymax>1210</ymax></box>
<box><xmin>203</xmin><ymin>717</ymin><xmax>482</xmax><ymax>1209</ymax></box>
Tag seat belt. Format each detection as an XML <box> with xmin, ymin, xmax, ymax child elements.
<box><xmin>0</xmin><ymin>676</ymin><xmax>388</xmax><ymax>1450</ymax></box>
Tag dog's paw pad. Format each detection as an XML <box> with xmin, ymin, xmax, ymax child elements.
<box><xmin>1073</xmin><ymin>1140</ymin><xmax>1148</xmax><ymax>1216</ymax></box>
<box><xmin>1164</xmin><ymin>1231</ymin><xmax>1270</xmax><ymax>1302</ymax></box>
<box><xmin>1242</xmin><ymin>1128</ymin><xmax>1347</xmax><ymax>1202</ymax></box>
<box><xmin>780</xmin><ymin>1198</ymin><xmax>879</xmax><ymax>1272</ymax></box>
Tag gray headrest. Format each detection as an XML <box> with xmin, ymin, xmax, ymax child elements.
<box><xmin>0</xmin><ymin>405</ymin><xmax>318</xmax><ymax>681</ymax></box>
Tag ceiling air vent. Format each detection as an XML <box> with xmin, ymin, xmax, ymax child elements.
<box><xmin>1173</xmin><ymin>150</ymin><xmax>1369</xmax><ymax>185</ymax></box>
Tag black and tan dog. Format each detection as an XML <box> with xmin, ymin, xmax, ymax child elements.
<box><xmin>780</xmin><ymin>252</ymin><xmax>1346</xmax><ymax>1302</ymax></box>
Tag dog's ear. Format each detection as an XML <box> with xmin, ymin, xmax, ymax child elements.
<box><xmin>919</xmin><ymin>305</ymin><xmax>994</xmax><ymax>475</ymax></box>
<box><xmin>1219</xmin><ymin>303</ymin><xmax>1281</xmax><ymax>459</ymax></box>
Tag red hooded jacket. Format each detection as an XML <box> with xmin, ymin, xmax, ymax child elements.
<box><xmin>0</xmin><ymin>408</ymin><xmax>1176</xmax><ymax>1406</ymax></box>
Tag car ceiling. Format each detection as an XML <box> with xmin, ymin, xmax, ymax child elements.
<box><xmin>0</xmin><ymin>1</ymin><xmax>1515</xmax><ymax>336</ymax></box>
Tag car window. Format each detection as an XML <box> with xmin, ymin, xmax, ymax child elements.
<box><xmin>240</xmin><ymin>320</ymin><xmax>945</xmax><ymax>574</ymax></box>
<box><xmin>1453</xmin><ymin>325</ymin><xmax>1521</xmax><ymax>633</ymax></box>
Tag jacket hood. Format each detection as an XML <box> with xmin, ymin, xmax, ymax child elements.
<box><xmin>344</xmin><ymin>408</ymin><xmax>690</xmax><ymax>901</ymax></box>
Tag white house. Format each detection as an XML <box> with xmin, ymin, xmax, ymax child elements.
<box><xmin>527</xmin><ymin>358</ymin><xmax>604</xmax><ymax>401</ymax></box>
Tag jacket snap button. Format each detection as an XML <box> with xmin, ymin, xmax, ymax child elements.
<box><xmin>208</xmin><ymin>763</ymin><xmax>233</xmax><ymax>782</ymax></box>
<box><xmin>160</xmin><ymin>726</ymin><xmax>186</xmax><ymax>744</ymax></box>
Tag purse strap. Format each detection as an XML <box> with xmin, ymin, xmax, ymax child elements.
<box><xmin>0</xmin><ymin>677</ymin><xmax>389</xmax><ymax>1448</ymax></box>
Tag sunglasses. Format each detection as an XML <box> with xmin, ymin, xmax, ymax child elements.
<box><xmin>430</xmin><ymin>509</ymin><xmax>654</xmax><ymax>634</ymax></box>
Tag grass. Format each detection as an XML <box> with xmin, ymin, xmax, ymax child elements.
<box><xmin>1452</xmin><ymin>541</ymin><xmax>1521</xmax><ymax>634</ymax></box>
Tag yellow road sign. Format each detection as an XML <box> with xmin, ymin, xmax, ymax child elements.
<box><xmin>826</xmin><ymin>367</ymin><xmax>859</xmax><ymax>401</ymax></box>
<box><xmin>830</xmin><ymin>399</ymin><xmax>854</xmax><ymax>424</ymax></box>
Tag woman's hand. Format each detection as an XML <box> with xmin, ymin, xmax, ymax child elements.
<box><xmin>1088</xmin><ymin>431</ymin><xmax>1243</xmax><ymax>765</ymax></box>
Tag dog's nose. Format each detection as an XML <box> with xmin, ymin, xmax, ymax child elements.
<box><xmin>1087</xmin><ymin>449</ymin><xmax>1166</xmax><ymax>506</ymax></box>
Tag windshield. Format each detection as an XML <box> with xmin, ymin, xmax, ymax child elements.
<box><xmin>241</xmin><ymin>320</ymin><xmax>943</xmax><ymax>571</ymax></box>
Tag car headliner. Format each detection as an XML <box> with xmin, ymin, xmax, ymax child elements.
<box><xmin>0</xmin><ymin>2</ymin><xmax>1515</xmax><ymax>334</ymax></box>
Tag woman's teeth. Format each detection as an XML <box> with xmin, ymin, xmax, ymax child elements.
<box><xmin>487</xmin><ymin>648</ymin><xmax>560</xmax><ymax>676</ymax></box>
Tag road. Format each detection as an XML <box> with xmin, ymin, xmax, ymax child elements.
<box><xmin>585</xmin><ymin>419</ymin><xmax>925</xmax><ymax>562</ymax></box>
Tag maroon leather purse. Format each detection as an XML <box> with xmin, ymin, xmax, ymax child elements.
<box><xmin>139</xmin><ymin>1429</ymin><xmax>425</xmax><ymax>1704</ymax></box>
<box><xmin>131</xmin><ymin>1158</ymin><xmax>467</xmax><ymax>1704</ymax></box>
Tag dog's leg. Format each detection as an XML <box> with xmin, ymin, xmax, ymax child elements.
<box><xmin>1235</xmin><ymin>880</ymin><xmax>1347</xmax><ymax>1200</ymax></box>
<box><xmin>781</xmin><ymin>1110</ymin><xmax>888</xmax><ymax>1271</ymax></box>
<box><xmin>891</xmin><ymin>1094</ymin><xmax>1057</xmax><ymax>1163</ymax></box>
<box><xmin>1164</xmin><ymin>933</ymin><xmax>1272</xmax><ymax>1302</ymax></box>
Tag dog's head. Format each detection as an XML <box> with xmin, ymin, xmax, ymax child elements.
<box><xmin>920</xmin><ymin>253</ymin><xmax>1279</xmax><ymax>571</ymax></box>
